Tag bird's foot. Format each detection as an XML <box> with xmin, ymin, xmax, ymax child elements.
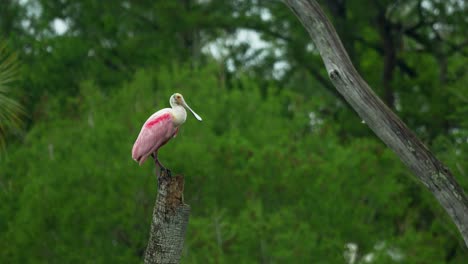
<box><xmin>152</xmin><ymin>154</ymin><xmax>171</xmax><ymax>177</ymax></box>
<box><xmin>160</xmin><ymin>166</ymin><xmax>172</xmax><ymax>177</ymax></box>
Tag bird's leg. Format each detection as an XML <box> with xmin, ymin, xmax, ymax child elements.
<box><xmin>151</xmin><ymin>153</ymin><xmax>171</xmax><ymax>177</ymax></box>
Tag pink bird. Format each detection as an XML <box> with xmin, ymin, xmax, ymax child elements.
<box><xmin>132</xmin><ymin>93</ymin><xmax>202</xmax><ymax>172</ymax></box>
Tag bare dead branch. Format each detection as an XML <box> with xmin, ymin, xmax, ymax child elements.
<box><xmin>282</xmin><ymin>0</ymin><xmax>468</xmax><ymax>247</ymax></box>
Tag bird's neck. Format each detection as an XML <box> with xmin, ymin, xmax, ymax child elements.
<box><xmin>171</xmin><ymin>105</ymin><xmax>187</xmax><ymax>126</ymax></box>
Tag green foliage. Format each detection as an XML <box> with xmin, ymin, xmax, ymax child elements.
<box><xmin>0</xmin><ymin>41</ymin><xmax>23</xmax><ymax>150</ymax></box>
<box><xmin>1</xmin><ymin>66</ymin><xmax>466</xmax><ymax>263</ymax></box>
<box><xmin>0</xmin><ymin>0</ymin><xmax>467</xmax><ymax>263</ymax></box>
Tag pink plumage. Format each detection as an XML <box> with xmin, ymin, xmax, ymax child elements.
<box><xmin>132</xmin><ymin>110</ymin><xmax>178</xmax><ymax>165</ymax></box>
<box><xmin>132</xmin><ymin>93</ymin><xmax>202</xmax><ymax>168</ymax></box>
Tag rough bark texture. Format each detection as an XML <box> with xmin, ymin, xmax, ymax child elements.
<box><xmin>282</xmin><ymin>0</ymin><xmax>468</xmax><ymax>247</ymax></box>
<box><xmin>144</xmin><ymin>170</ymin><xmax>190</xmax><ymax>264</ymax></box>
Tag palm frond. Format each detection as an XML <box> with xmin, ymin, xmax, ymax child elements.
<box><xmin>0</xmin><ymin>41</ymin><xmax>24</xmax><ymax>150</ymax></box>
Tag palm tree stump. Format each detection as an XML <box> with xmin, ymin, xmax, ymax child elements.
<box><xmin>144</xmin><ymin>169</ymin><xmax>190</xmax><ymax>264</ymax></box>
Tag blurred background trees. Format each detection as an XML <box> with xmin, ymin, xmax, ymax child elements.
<box><xmin>0</xmin><ymin>0</ymin><xmax>466</xmax><ymax>263</ymax></box>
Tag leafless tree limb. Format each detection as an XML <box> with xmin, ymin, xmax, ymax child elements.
<box><xmin>282</xmin><ymin>0</ymin><xmax>468</xmax><ymax>247</ymax></box>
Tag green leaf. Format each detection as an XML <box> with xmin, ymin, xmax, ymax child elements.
<box><xmin>0</xmin><ymin>41</ymin><xmax>24</xmax><ymax>150</ymax></box>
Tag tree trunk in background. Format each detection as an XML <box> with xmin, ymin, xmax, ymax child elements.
<box><xmin>282</xmin><ymin>0</ymin><xmax>468</xmax><ymax>247</ymax></box>
<box><xmin>144</xmin><ymin>170</ymin><xmax>190</xmax><ymax>264</ymax></box>
<box><xmin>323</xmin><ymin>0</ymin><xmax>356</xmax><ymax>65</ymax></box>
<box><xmin>0</xmin><ymin>0</ymin><xmax>16</xmax><ymax>36</ymax></box>
<box><xmin>376</xmin><ymin>10</ymin><xmax>397</xmax><ymax>109</ymax></box>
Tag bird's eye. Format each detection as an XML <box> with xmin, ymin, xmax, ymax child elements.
<box><xmin>176</xmin><ymin>95</ymin><xmax>181</xmax><ymax>99</ymax></box>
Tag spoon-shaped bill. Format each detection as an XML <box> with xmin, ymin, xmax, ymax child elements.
<box><xmin>182</xmin><ymin>102</ymin><xmax>203</xmax><ymax>121</ymax></box>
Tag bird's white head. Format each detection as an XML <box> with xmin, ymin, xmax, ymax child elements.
<box><xmin>170</xmin><ymin>93</ymin><xmax>203</xmax><ymax>121</ymax></box>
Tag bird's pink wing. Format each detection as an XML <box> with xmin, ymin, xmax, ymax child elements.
<box><xmin>132</xmin><ymin>110</ymin><xmax>175</xmax><ymax>165</ymax></box>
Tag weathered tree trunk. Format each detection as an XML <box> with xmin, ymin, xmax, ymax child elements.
<box><xmin>282</xmin><ymin>0</ymin><xmax>468</xmax><ymax>247</ymax></box>
<box><xmin>144</xmin><ymin>170</ymin><xmax>190</xmax><ymax>264</ymax></box>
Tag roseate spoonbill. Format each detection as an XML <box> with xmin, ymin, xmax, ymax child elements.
<box><xmin>132</xmin><ymin>93</ymin><xmax>202</xmax><ymax>173</ymax></box>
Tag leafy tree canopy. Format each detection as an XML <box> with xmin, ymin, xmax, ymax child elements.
<box><xmin>0</xmin><ymin>0</ymin><xmax>466</xmax><ymax>263</ymax></box>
